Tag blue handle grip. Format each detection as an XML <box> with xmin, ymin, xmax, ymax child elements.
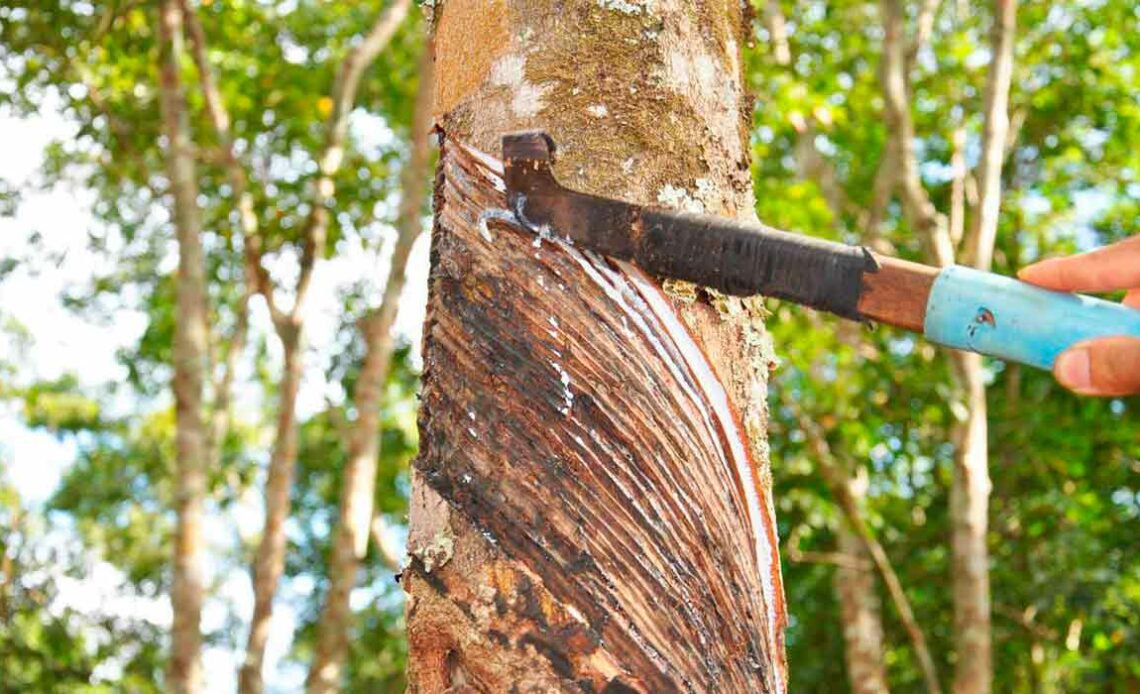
<box><xmin>922</xmin><ymin>265</ymin><xmax>1140</xmax><ymax>370</ymax></box>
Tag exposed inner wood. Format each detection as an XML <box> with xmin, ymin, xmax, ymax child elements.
<box><xmin>406</xmin><ymin>138</ymin><xmax>784</xmax><ymax>692</ymax></box>
<box><xmin>409</xmin><ymin>2</ymin><xmax>786</xmax><ymax>690</ymax></box>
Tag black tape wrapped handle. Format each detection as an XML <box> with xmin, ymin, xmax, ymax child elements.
<box><xmin>637</xmin><ymin>209</ymin><xmax>879</xmax><ymax>320</ymax></box>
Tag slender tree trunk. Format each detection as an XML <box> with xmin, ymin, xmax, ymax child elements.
<box><xmin>880</xmin><ymin>0</ymin><xmax>1017</xmax><ymax>690</ymax></box>
<box><xmin>829</xmin><ymin>456</ymin><xmax>889</xmax><ymax>694</ymax></box>
<box><xmin>305</xmin><ymin>39</ymin><xmax>435</xmax><ymax>694</ymax></box>
<box><xmin>157</xmin><ymin>1</ymin><xmax>209</xmax><ymax>690</ymax></box>
<box><xmin>948</xmin><ymin>352</ymin><xmax>990</xmax><ymax>694</ymax></box>
<box><xmin>835</xmin><ymin>523</ymin><xmax>890</xmax><ymax>694</ymax></box>
<box><xmin>965</xmin><ymin>0</ymin><xmax>1018</xmax><ymax>273</ymax></box>
<box><xmin>177</xmin><ymin>0</ymin><xmax>257</xmax><ymax>474</ymax></box>
<box><xmin>949</xmin><ymin>3</ymin><xmax>1016</xmax><ymax>691</ymax></box>
<box><xmin>406</xmin><ymin>2</ymin><xmax>786</xmax><ymax>690</ymax></box>
<box><xmin>238</xmin><ymin>5</ymin><xmax>411</xmax><ymax>690</ymax></box>
<box><xmin>240</xmin><ymin>332</ymin><xmax>303</xmax><ymax>694</ymax></box>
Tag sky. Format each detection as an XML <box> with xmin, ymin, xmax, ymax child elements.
<box><xmin>0</xmin><ymin>99</ymin><xmax>428</xmax><ymax>692</ymax></box>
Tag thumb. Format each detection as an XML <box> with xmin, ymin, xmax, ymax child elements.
<box><xmin>1054</xmin><ymin>337</ymin><xmax>1140</xmax><ymax>397</ymax></box>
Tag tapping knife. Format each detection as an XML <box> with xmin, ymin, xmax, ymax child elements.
<box><xmin>501</xmin><ymin>131</ymin><xmax>1140</xmax><ymax>371</ymax></box>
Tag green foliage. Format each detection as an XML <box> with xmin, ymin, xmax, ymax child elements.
<box><xmin>285</xmin><ymin>339</ymin><xmax>418</xmax><ymax>689</ymax></box>
<box><xmin>0</xmin><ymin>477</ymin><xmax>165</xmax><ymax>692</ymax></box>
<box><xmin>20</xmin><ymin>374</ymin><xmax>104</xmax><ymax>433</ymax></box>
<box><xmin>1</xmin><ymin>0</ymin><xmax>426</xmax><ymax>689</ymax></box>
<box><xmin>746</xmin><ymin>0</ymin><xmax>1140</xmax><ymax>690</ymax></box>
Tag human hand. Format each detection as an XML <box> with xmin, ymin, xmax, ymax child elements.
<box><xmin>1018</xmin><ymin>236</ymin><xmax>1140</xmax><ymax>396</ymax></box>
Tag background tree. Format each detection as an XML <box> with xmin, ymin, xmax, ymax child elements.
<box><xmin>749</xmin><ymin>0</ymin><xmax>1140</xmax><ymax>690</ymax></box>
<box><xmin>2</xmin><ymin>0</ymin><xmax>426</xmax><ymax>690</ymax></box>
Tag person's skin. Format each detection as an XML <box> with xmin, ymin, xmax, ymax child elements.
<box><xmin>1017</xmin><ymin>235</ymin><xmax>1140</xmax><ymax>397</ymax></box>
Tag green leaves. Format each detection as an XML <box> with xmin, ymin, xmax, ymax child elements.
<box><xmin>747</xmin><ymin>0</ymin><xmax>1140</xmax><ymax>689</ymax></box>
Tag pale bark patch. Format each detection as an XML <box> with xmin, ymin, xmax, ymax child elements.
<box><xmin>597</xmin><ymin>0</ymin><xmax>656</xmax><ymax>15</ymax></box>
<box><xmin>489</xmin><ymin>53</ymin><xmax>552</xmax><ymax>119</ymax></box>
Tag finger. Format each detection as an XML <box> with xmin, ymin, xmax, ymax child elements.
<box><xmin>1054</xmin><ymin>336</ymin><xmax>1140</xmax><ymax>397</ymax></box>
<box><xmin>1125</xmin><ymin>288</ymin><xmax>1140</xmax><ymax>310</ymax></box>
<box><xmin>1018</xmin><ymin>235</ymin><xmax>1140</xmax><ymax>293</ymax></box>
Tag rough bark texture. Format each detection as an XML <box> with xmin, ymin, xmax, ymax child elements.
<box><xmin>835</xmin><ymin>523</ymin><xmax>890</xmax><ymax>694</ymax></box>
<box><xmin>157</xmin><ymin>1</ymin><xmax>208</xmax><ymax>690</ymax></box>
<box><xmin>305</xmin><ymin>39</ymin><xmax>434</xmax><ymax>694</ymax></box>
<box><xmin>406</xmin><ymin>2</ymin><xmax>786</xmax><ymax>691</ymax></box>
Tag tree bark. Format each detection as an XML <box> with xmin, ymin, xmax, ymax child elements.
<box><xmin>305</xmin><ymin>37</ymin><xmax>434</xmax><ymax>694</ymax></box>
<box><xmin>835</xmin><ymin>523</ymin><xmax>890</xmax><ymax>694</ymax></box>
<box><xmin>949</xmin><ymin>8</ymin><xmax>1016</xmax><ymax>690</ymax></box>
<box><xmin>406</xmin><ymin>2</ymin><xmax>786</xmax><ymax>691</ymax></box>
<box><xmin>178</xmin><ymin>0</ymin><xmax>255</xmax><ymax>480</ymax></box>
<box><xmin>964</xmin><ymin>0</ymin><xmax>1017</xmax><ymax>272</ymax></box>
<box><xmin>240</xmin><ymin>332</ymin><xmax>303</xmax><ymax>694</ymax></box>
<box><xmin>948</xmin><ymin>351</ymin><xmax>990</xmax><ymax>694</ymax></box>
<box><xmin>157</xmin><ymin>1</ymin><xmax>209</xmax><ymax>691</ymax></box>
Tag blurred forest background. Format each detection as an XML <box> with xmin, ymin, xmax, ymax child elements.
<box><xmin>1</xmin><ymin>0</ymin><xmax>1138</xmax><ymax>692</ymax></box>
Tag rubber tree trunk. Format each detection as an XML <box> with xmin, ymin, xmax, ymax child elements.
<box><xmin>157</xmin><ymin>0</ymin><xmax>209</xmax><ymax>690</ymax></box>
<box><xmin>405</xmin><ymin>2</ymin><xmax>787</xmax><ymax>691</ymax></box>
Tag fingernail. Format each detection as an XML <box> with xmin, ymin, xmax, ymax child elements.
<box><xmin>1055</xmin><ymin>349</ymin><xmax>1092</xmax><ymax>391</ymax></box>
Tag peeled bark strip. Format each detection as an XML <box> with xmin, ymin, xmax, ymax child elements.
<box><xmin>157</xmin><ymin>0</ymin><xmax>209</xmax><ymax>690</ymax></box>
<box><xmin>407</xmin><ymin>3</ymin><xmax>785</xmax><ymax>690</ymax></box>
